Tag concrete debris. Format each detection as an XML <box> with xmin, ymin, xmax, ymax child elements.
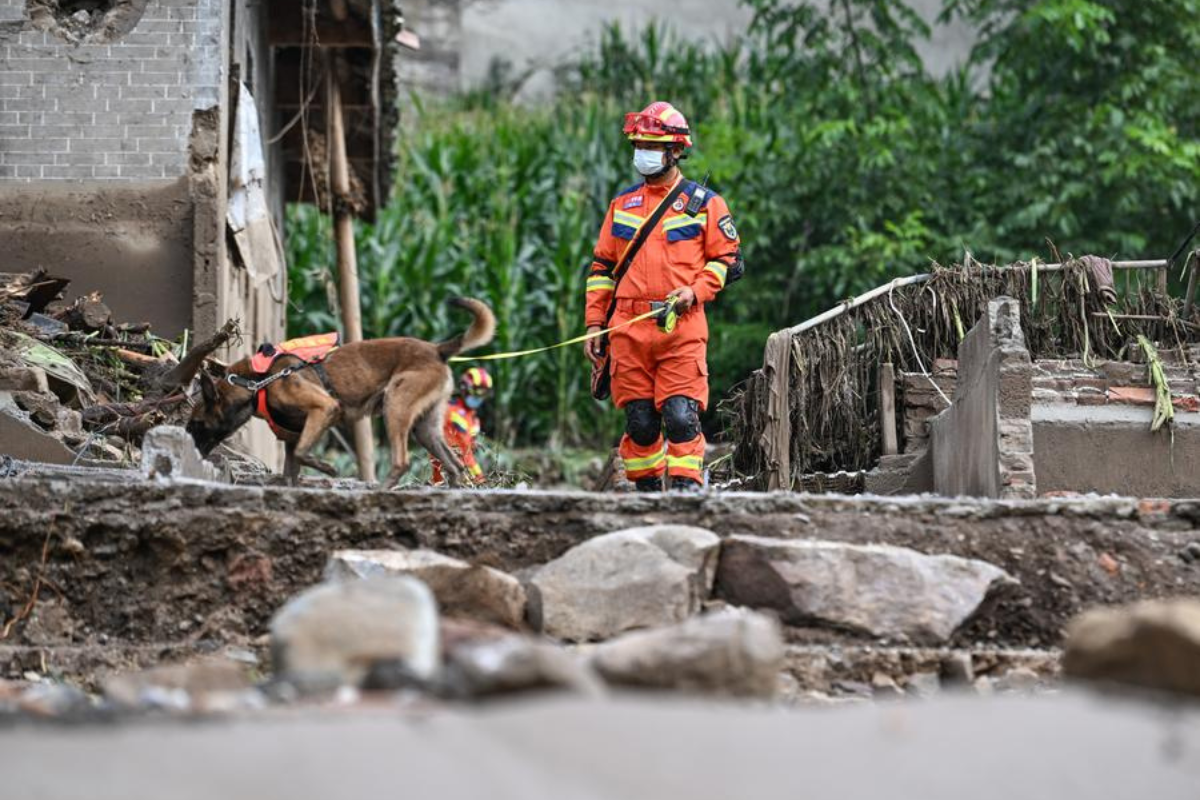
<box><xmin>717</xmin><ymin>535</ymin><xmax>1016</xmax><ymax>643</ymax></box>
<box><xmin>13</xmin><ymin>683</ymin><xmax>92</xmax><ymax>717</ymax></box>
<box><xmin>527</xmin><ymin>525</ymin><xmax>720</xmax><ymax>642</ymax></box>
<box><xmin>270</xmin><ymin>577</ymin><xmax>440</xmax><ymax>693</ymax></box>
<box><xmin>103</xmin><ymin>659</ymin><xmax>257</xmax><ymax>713</ymax></box>
<box><xmin>140</xmin><ymin>425</ymin><xmax>226</xmax><ymax>482</ymax></box>
<box><xmin>1063</xmin><ymin>599</ymin><xmax>1200</xmax><ymax>697</ymax></box>
<box><xmin>590</xmin><ymin>608</ymin><xmax>785</xmax><ymax>698</ymax></box>
<box><xmin>326</xmin><ymin>549</ymin><xmax>526</xmax><ymax>630</ymax></box>
<box><xmin>445</xmin><ymin>634</ymin><xmax>604</xmax><ymax>699</ymax></box>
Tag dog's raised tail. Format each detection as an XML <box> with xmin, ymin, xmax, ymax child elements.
<box><xmin>437</xmin><ymin>297</ymin><xmax>497</xmax><ymax>361</ymax></box>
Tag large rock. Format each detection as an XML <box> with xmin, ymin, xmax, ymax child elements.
<box><xmin>326</xmin><ymin>549</ymin><xmax>526</xmax><ymax>629</ymax></box>
<box><xmin>1063</xmin><ymin>599</ymin><xmax>1200</xmax><ymax>697</ymax></box>
<box><xmin>717</xmin><ymin>536</ymin><xmax>1015</xmax><ymax>643</ymax></box>
<box><xmin>527</xmin><ymin>525</ymin><xmax>721</xmax><ymax>642</ymax></box>
<box><xmin>270</xmin><ymin>577</ymin><xmax>439</xmax><ymax>692</ymax></box>
<box><xmin>591</xmin><ymin>608</ymin><xmax>784</xmax><ymax>698</ymax></box>
<box><xmin>141</xmin><ymin>425</ymin><xmax>226</xmax><ymax>482</ymax></box>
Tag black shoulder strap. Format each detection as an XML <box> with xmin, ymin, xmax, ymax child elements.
<box><xmin>601</xmin><ymin>178</ymin><xmax>690</xmax><ymax>327</ymax></box>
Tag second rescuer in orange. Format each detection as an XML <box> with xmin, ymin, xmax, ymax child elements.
<box><xmin>584</xmin><ymin>101</ymin><xmax>744</xmax><ymax>492</ymax></box>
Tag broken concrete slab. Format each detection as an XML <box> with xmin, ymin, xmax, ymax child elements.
<box><xmin>270</xmin><ymin>577</ymin><xmax>440</xmax><ymax>693</ymax></box>
<box><xmin>527</xmin><ymin>526</ymin><xmax>719</xmax><ymax>642</ymax></box>
<box><xmin>140</xmin><ymin>425</ymin><xmax>225</xmax><ymax>482</ymax></box>
<box><xmin>591</xmin><ymin>608</ymin><xmax>784</xmax><ymax>698</ymax></box>
<box><xmin>326</xmin><ymin>549</ymin><xmax>526</xmax><ymax>630</ymax></box>
<box><xmin>717</xmin><ymin>535</ymin><xmax>1016</xmax><ymax>643</ymax></box>
<box><xmin>1063</xmin><ymin>599</ymin><xmax>1200</xmax><ymax>697</ymax></box>
<box><xmin>0</xmin><ymin>366</ymin><xmax>49</xmax><ymax>394</ymax></box>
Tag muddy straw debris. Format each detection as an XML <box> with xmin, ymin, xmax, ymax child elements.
<box><xmin>0</xmin><ymin>269</ymin><xmax>239</xmax><ymax>467</ymax></box>
<box><xmin>729</xmin><ymin>257</ymin><xmax>1199</xmax><ymax>486</ymax></box>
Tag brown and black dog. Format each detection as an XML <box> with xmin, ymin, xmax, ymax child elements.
<box><xmin>187</xmin><ymin>298</ymin><xmax>496</xmax><ymax>487</ymax></box>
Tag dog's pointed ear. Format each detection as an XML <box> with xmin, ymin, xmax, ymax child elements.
<box><xmin>199</xmin><ymin>371</ymin><xmax>219</xmax><ymax>407</ymax></box>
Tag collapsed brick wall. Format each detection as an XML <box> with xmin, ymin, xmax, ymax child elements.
<box><xmin>0</xmin><ymin>0</ymin><xmax>223</xmax><ymax>181</ymax></box>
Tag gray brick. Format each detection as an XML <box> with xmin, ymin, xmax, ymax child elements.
<box><xmin>15</xmin><ymin>111</ymin><xmax>43</xmax><ymax>124</ymax></box>
<box><xmin>40</xmin><ymin>71</ymin><xmax>92</xmax><ymax>86</ymax></box>
<box><xmin>118</xmin><ymin>164</ymin><xmax>165</xmax><ymax>178</ymax></box>
<box><xmin>126</xmin><ymin>123</ymin><xmax>175</xmax><ymax>138</ymax></box>
<box><xmin>2</xmin><ymin>152</ymin><xmax>44</xmax><ymax>166</ymax></box>
<box><xmin>135</xmin><ymin>136</ymin><xmax>183</xmax><ymax>153</ymax></box>
<box><xmin>0</xmin><ymin>111</ymin><xmax>17</xmax><ymax>124</ymax></box>
<box><xmin>51</xmin><ymin>112</ymin><xmax>95</xmax><ymax>125</ymax></box>
<box><xmin>86</xmin><ymin>71</ymin><xmax>132</xmax><ymax>86</ymax></box>
<box><xmin>56</xmin><ymin>152</ymin><xmax>107</xmax><ymax>166</ymax></box>
<box><xmin>93</xmin><ymin>166</ymin><xmax>121</xmax><ymax>178</ymax></box>
<box><xmin>67</xmin><ymin>137</ymin><xmax>123</xmax><ymax>153</ymax></box>
<box><xmin>137</xmin><ymin>20</ymin><xmax>182</xmax><ymax>34</ymax></box>
<box><xmin>117</xmin><ymin>33</ymin><xmax>172</xmax><ymax>47</ymax></box>
<box><xmin>50</xmin><ymin>85</ymin><xmax>96</xmax><ymax>104</ymax></box>
<box><xmin>0</xmin><ymin>85</ymin><xmax>18</xmax><ymax>99</ymax></box>
<box><xmin>6</xmin><ymin>57</ymin><xmax>66</xmax><ymax>72</ymax></box>
<box><xmin>44</xmin><ymin>164</ymin><xmax>96</xmax><ymax>179</ymax></box>
<box><xmin>0</xmin><ymin>165</ymin><xmax>16</xmax><ymax>178</ymax></box>
<box><xmin>40</xmin><ymin>124</ymin><xmax>119</xmax><ymax>140</ymax></box>
<box><xmin>119</xmin><ymin>85</ymin><xmax>166</xmax><ymax>100</ymax></box>
<box><xmin>129</xmin><ymin>71</ymin><xmax>180</xmax><ymax>87</ymax></box>
<box><xmin>0</xmin><ymin>72</ymin><xmax>32</xmax><ymax>86</ymax></box>
<box><xmin>4</xmin><ymin>98</ymin><xmax>50</xmax><ymax>111</ymax></box>
<box><xmin>105</xmin><ymin>45</ymin><xmax>158</xmax><ymax>59</ymax></box>
<box><xmin>107</xmin><ymin>152</ymin><xmax>151</xmax><ymax>166</ymax></box>
<box><xmin>151</xmin><ymin>99</ymin><xmax>192</xmax><ymax>116</ymax></box>
<box><xmin>15</xmin><ymin>165</ymin><xmax>42</xmax><ymax>178</ymax></box>
<box><xmin>109</xmin><ymin>98</ymin><xmax>155</xmax><ymax>114</ymax></box>
<box><xmin>167</xmin><ymin>33</ymin><xmax>196</xmax><ymax>47</ymax></box>
<box><xmin>0</xmin><ymin>123</ymin><xmax>28</xmax><ymax>137</ymax></box>
<box><xmin>1</xmin><ymin>136</ymin><xmax>66</xmax><ymax>153</ymax></box>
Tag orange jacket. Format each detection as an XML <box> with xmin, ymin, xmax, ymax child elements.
<box><xmin>586</xmin><ymin>176</ymin><xmax>741</xmax><ymax>328</ymax></box>
<box><xmin>440</xmin><ymin>397</ymin><xmax>483</xmax><ymax>482</ymax></box>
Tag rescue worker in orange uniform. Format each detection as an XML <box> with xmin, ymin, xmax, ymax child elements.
<box><xmin>431</xmin><ymin>366</ymin><xmax>492</xmax><ymax>485</ymax></box>
<box><xmin>584</xmin><ymin>102</ymin><xmax>743</xmax><ymax>492</ymax></box>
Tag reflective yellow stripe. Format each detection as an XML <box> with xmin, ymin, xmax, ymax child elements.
<box><xmin>704</xmin><ymin>261</ymin><xmax>728</xmax><ymax>287</ymax></box>
<box><xmin>587</xmin><ymin>276</ymin><xmax>616</xmax><ymax>292</ymax></box>
<box><xmin>623</xmin><ymin>451</ymin><xmax>666</xmax><ymax>472</ymax></box>
<box><xmin>662</xmin><ymin>213</ymin><xmax>706</xmax><ymax>231</ymax></box>
<box><xmin>449</xmin><ymin>412</ymin><xmax>470</xmax><ymax>431</ymax></box>
<box><xmin>667</xmin><ymin>454</ymin><xmax>703</xmax><ymax>471</ymax></box>
<box><xmin>613</xmin><ymin>210</ymin><xmax>644</xmax><ymax>228</ymax></box>
<box><xmin>468</xmin><ymin>463</ymin><xmax>483</xmax><ymax>476</ymax></box>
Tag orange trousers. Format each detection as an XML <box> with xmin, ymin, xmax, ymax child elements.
<box><xmin>609</xmin><ymin>300</ymin><xmax>707</xmax><ymax>485</ymax></box>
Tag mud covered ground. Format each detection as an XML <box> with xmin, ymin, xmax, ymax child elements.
<box><xmin>2</xmin><ymin>477</ymin><xmax>1199</xmax><ymax>678</ymax></box>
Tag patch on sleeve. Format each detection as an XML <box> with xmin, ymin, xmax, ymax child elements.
<box><xmin>718</xmin><ymin>214</ymin><xmax>738</xmax><ymax>241</ymax></box>
<box><xmin>623</xmin><ymin>195</ymin><xmax>644</xmax><ymax>210</ymax></box>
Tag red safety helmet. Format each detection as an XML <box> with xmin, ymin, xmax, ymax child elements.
<box><xmin>460</xmin><ymin>366</ymin><xmax>493</xmax><ymax>396</ymax></box>
<box><xmin>623</xmin><ymin>101</ymin><xmax>693</xmax><ymax>148</ymax></box>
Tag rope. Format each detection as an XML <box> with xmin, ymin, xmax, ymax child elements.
<box><xmin>449</xmin><ymin>308</ymin><xmax>663</xmax><ymax>363</ymax></box>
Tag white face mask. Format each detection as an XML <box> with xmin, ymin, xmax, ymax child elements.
<box><xmin>633</xmin><ymin>148</ymin><xmax>666</xmax><ymax>176</ymax></box>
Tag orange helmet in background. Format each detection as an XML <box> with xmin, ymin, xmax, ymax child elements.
<box><xmin>460</xmin><ymin>366</ymin><xmax>493</xmax><ymax>396</ymax></box>
<box><xmin>623</xmin><ymin>101</ymin><xmax>693</xmax><ymax>148</ymax></box>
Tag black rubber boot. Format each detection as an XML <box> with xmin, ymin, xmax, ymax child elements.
<box><xmin>669</xmin><ymin>477</ymin><xmax>703</xmax><ymax>493</ymax></box>
<box><xmin>635</xmin><ymin>476</ymin><xmax>663</xmax><ymax>493</ymax></box>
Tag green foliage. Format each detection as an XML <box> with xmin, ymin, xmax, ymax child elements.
<box><xmin>289</xmin><ymin>0</ymin><xmax>1199</xmax><ymax>449</ymax></box>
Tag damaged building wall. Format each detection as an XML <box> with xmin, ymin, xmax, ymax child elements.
<box><xmin>929</xmin><ymin>297</ymin><xmax>1035</xmax><ymax>500</ymax></box>
<box><xmin>0</xmin><ymin>0</ymin><xmax>285</xmax><ymax>467</ymax></box>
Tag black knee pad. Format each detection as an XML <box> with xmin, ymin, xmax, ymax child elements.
<box><xmin>662</xmin><ymin>395</ymin><xmax>701</xmax><ymax>443</ymax></box>
<box><xmin>624</xmin><ymin>399</ymin><xmax>662</xmax><ymax>446</ymax></box>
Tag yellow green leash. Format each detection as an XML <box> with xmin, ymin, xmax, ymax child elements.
<box><xmin>449</xmin><ymin>305</ymin><xmax>667</xmax><ymax>363</ymax></box>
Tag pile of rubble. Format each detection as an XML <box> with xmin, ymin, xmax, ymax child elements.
<box><xmin>4</xmin><ymin>515</ymin><xmax>1200</xmax><ymax>719</ymax></box>
<box><xmin>0</xmin><ymin>269</ymin><xmax>240</xmax><ymax>471</ymax></box>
